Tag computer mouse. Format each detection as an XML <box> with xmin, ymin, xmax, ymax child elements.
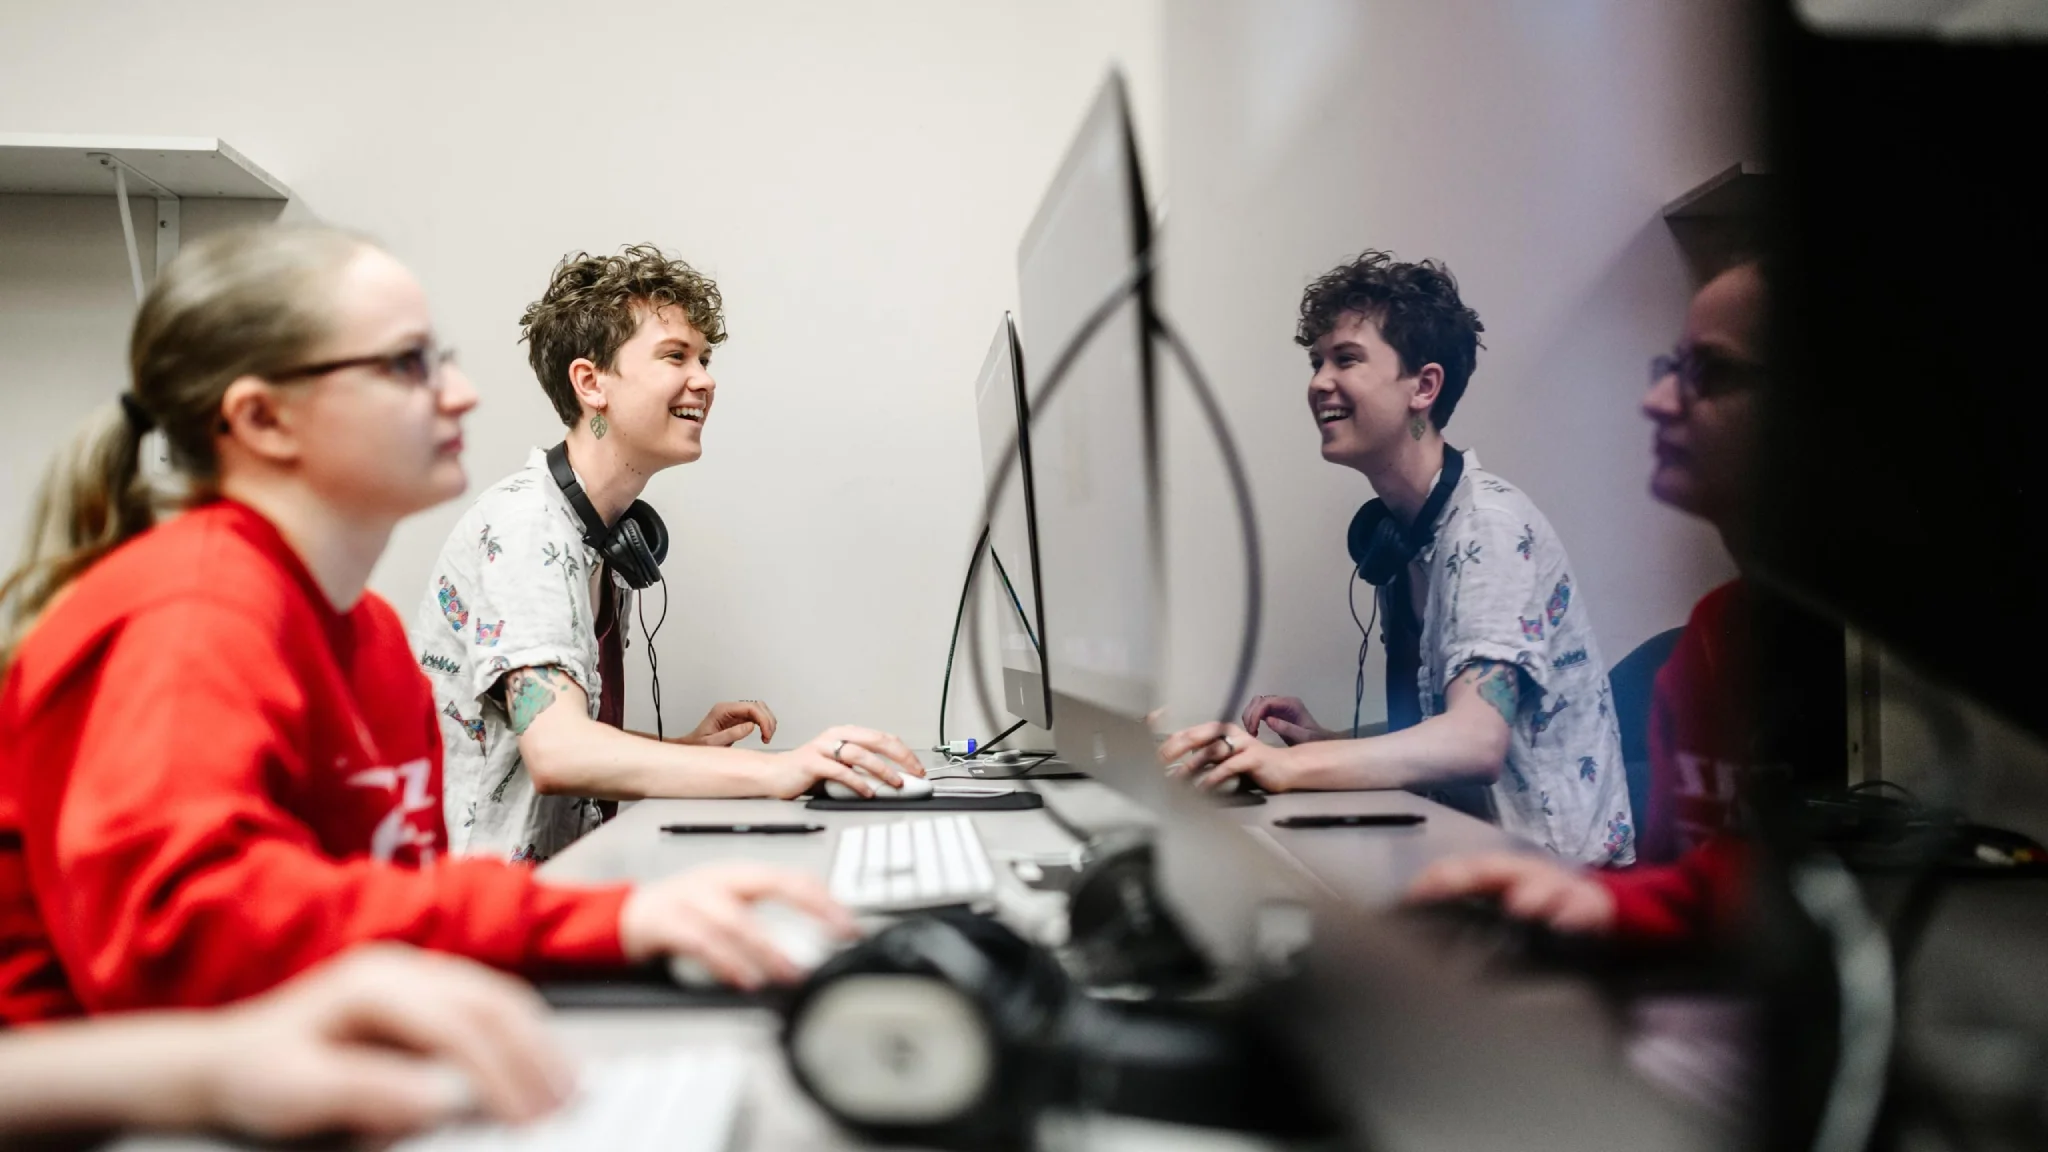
<box><xmin>821</xmin><ymin>771</ymin><xmax>934</xmax><ymax>802</ymax></box>
<box><xmin>669</xmin><ymin>899</ymin><xmax>843</xmax><ymax>989</ymax></box>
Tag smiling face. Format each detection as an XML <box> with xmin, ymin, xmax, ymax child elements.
<box><xmin>586</xmin><ymin>303</ymin><xmax>716</xmax><ymax>470</ymax></box>
<box><xmin>1306</xmin><ymin>310</ymin><xmax>1434</xmax><ymax>471</ymax></box>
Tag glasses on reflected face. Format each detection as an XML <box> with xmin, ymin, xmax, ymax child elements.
<box><xmin>1649</xmin><ymin>345</ymin><xmax>1767</xmax><ymax>403</ymax></box>
<box><xmin>272</xmin><ymin>341</ymin><xmax>458</xmax><ymax>392</ymax></box>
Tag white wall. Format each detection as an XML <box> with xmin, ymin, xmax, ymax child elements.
<box><xmin>1155</xmin><ymin>0</ymin><xmax>1755</xmax><ymax>732</ymax></box>
<box><xmin>0</xmin><ymin>0</ymin><xmax>1164</xmax><ymax>745</ymax></box>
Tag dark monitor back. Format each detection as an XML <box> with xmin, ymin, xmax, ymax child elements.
<box><xmin>1755</xmin><ymin>3</ymin><xmax>2047</xmax><ymax>741</ymax></box>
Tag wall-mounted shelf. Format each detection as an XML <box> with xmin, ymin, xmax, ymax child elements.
<box><xmin>1662</xmin><ymin>162</ymin><xmax>1770</xmax><ymax>281</ymax></box>
<box><xmin>1662</xmin><ymin>161</ymin><xmax>1770</xmax><ymax>221</ymax></box>
<box><xmin>0</xmin><ymin>134</ymin><xmax>295</xmax><ymax>298</ymax></box>
<box><xmin>0</xmin><ymin>134</ymin><xmax>291</xmax><ymax>199</ymax></box>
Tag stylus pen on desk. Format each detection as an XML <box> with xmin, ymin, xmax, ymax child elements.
<box><xmin>1273</xmin><ymin>813</ymin><xmax>1426</xmax><ymax>829</ymax></box>
<box><xmin>660</xmin><ymin>823</ymin><xmax>825</xmax><ymax>835</ymax></box>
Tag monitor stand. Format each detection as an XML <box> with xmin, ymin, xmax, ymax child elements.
<box><xmin>966</xmin><ymin>755</ymin><xmax>1087</xmax><ymax>781</ymax></box>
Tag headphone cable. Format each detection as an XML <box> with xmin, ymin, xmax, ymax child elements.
<box><xmin>639</xmin><ymin>575</ymin><xmax>668</xmax><ymax>742</ymax></box>
<box><xmin>937</xmin><ymin>524</ymin><xmax>991</xmax><ymax>750</ymax></box>
<box><xmin>1349</xmin><ymin>569</ymin><xmax>1379</xmax><ymax>739</ymax></box>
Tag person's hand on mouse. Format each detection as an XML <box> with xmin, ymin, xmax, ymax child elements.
<box><xmin>670</xmin><ymin>700</ymin><xmax>778</xmax><ymax>747</ymax></box>
<box><xmin>1241</xmin><ymin>695</ymin><xmax>1342</xmax><ymax>745</ymax></box>
<box><xmin>1157</xmin><ymin>720</ymin><xmax>1303</xmax><ymax>792</ymax></box>
<box><xmin>1404</xmin><ymin>852</ymin><xmax>1617</xmax><ymax>936</ymax></box>
<box><xmin>751</xmin><ymin>725</ymin><xmax>925</xmax><ymax>799</ymax></box>
<box><xmin>619</xmin><ymin>862</ymin><xmax>858</xmax><ymax>988</ymax></box>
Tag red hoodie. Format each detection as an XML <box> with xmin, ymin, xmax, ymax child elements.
<box><xmin>1599</xmin><ymin>581</ymin><xmax>1756</xmax><ymax>945</ymax></box>
<box><xmin>0</xmin><ymin>501</ymin><xmax>628</xmax><ymax>1023</ymax></box>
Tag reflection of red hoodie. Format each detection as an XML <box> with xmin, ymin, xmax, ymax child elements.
<box><xmin>1640</xmin><ymin>582</ymin><xmax>1753</xmax><ymax>863</ymax></box>
<box><xmin>0</xmin><ymin>501</ymin><xmax>628</xmax><ymax>1023</ymax></box>
<box><xmin>1601</xmin><ymin>581</ymin><xmax>1755</xmax><ymax>944</ymax></box>
<box><xmin>1603</xmin><ymin>836</ymin><xmax>1747</xmax><ymax>946</ymax></box>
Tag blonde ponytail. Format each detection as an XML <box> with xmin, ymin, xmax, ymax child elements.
<box><xmin>0</xmin><ymin>223</ymin><xmax>370</xmax><ymax>669</ymax></box>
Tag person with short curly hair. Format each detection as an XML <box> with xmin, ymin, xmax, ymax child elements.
<box><xmin>414</xmin><ymin>245</ymin><xmax>924</xmax><ymax>862</ymax></box>
<box><xmin>1159</xmin><ymin>250</ymin><xmax>1634</xmax><ymax>865</ymax></box>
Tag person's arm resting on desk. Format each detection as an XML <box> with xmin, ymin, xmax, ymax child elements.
<box><xmin>502</xmin><ymin>665</ymin><xmax>915</xmax><ymax>800</ymax></box>
<box><xmin>1161</xmin><ymin>660</ymin><xmax>1524</xmax><ymax>792</ymax></box>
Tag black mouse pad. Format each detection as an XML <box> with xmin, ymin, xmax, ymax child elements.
<box><xmin>805</xmin><ymin>791</ymin><xmax>1046</xmax><ymax>812</ymax></box>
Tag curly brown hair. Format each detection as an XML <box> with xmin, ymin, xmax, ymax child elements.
<box><xmin>520</xmin><ymin>244</ymin><xmax>727</xmax><ymax>425</ymax></box>
<box><xmin>1296</xmin><ymin>250</ymin><xmax>1486</xmax><ymax>430</ymax></box>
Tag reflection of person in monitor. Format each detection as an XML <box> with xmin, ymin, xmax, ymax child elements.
<box><xmin>413</xmin><ymin>245</ymin><xmax>922</xmax><ymax>864</ymax></box>
<box><xmin>1161</xmin><ymin>250</ymin><xmax>1635</xmax><ymax>865</ymax></box>
<box><xmin>1408</xmin><ymin>257</ymin><xmax>1780</xmax><ymax>940</ymax></box>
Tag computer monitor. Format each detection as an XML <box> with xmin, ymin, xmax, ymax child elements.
<box><xmin>1754</xmin><ymin>4</ymin><xmax>2046</xmax><ymax>744</ymax></box>
<box><xmin>1009</xmin><ymin>71</ymin><xmax>1717</xmax><ymax>1147</ymax></box>
<box><xmin>972</xmin><ymin>313</ymin><xmax>1053</xmax><ymax>730</ymax></box>
<box><xmin>1014</xmin><ymin>71</ymin><xmax>1289</xmax><ymax>973</ymax></box>
<box><xmin>1016</xmin><ymin>70</ymin><xmax>1160</xmax><ymax>726</ymax></box>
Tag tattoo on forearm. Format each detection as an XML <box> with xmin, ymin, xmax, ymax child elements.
<box><xmin>1468</xmin><ymin>663</ymin><xmax>1521</xmax><ymax>725</ymax></box>
<box><xmin>590</xmin><ymin>412</ymin><xmax>609</xmax><ymax>439</ymax></box>
<box><xmin>507</xmin><ymin>667</ymin><xmax>571</xmax><ymax>734</ymax></box>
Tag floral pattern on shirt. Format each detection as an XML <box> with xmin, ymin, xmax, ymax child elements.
<box><xmin>1402</xmin><ymin>451</ymin><xmax>1635</xmax><ymax>864</ymax></box>
<box><xmin>411</xmin><ymin>449</ymin><xmax>619</xmax><ymax>863</ymax></box>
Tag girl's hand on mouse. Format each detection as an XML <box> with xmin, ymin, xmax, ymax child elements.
<box><xmin>619</xmin><ymin>863</ymin><xmax>856</xmax><ymax>984</ymax></box>
<box><xmin>753</xmin><ymin>726</ymin><xmax>925</xmax><ymax>799</ymax></box>
<box><xmin>1404</xmin><ymin>852</ymin><xmax>1617</xmax><ymax>936</ymax></box>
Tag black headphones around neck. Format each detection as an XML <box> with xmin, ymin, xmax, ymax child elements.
<box><xmin>545</xmin><ymin>441</ymin><xmax>669</xmax><ymax>589</ymax></box>
<box><xmin>1345</xmin><ymin>444</ymin><xmax>1464</xmax><ymax>587</ymax></box>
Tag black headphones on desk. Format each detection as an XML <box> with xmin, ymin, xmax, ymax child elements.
<box><xmin>780</xmin><ymin>909</ymin><xmax>1341</xmax><ymax>1147</ymax></box>
<box><xmin>781</xmin><ymin>911</ymin><xmax>1073</xmax><ymax>1150</ymax></box>
<box><xmin>1346</xmin><ymin>443</ymin><xmax>1464</xmax><ymax>586</ymax></box>
<box><xmin>545</xmin><ymin>441</ymin><xmax>669</xmax><ymax>589</ymax></box>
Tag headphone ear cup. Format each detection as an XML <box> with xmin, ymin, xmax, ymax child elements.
<box><xmin>782</xmin><ymin>912</ymin><xmax>1071</xmax><ymax>1150</ymax></box>
<box><xmin>629</xmin><ymin>500</ymin><xmax>669</xmax><ymax>565</ymax></box>
<box><xmin>1347</xmin><ymin>500</ymin><xmax>1405</xmax><ymax>586</ymax></box>
<box><xmin>607</xmin><ymin>503</ymin><xmax>669</xmax><ymax>589</ymax></box>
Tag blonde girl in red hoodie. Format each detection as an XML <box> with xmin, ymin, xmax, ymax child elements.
<box><xmin>0</xmin><ymin>224</ymin><xmax>852</xmax><ymax>1023</ymax></box>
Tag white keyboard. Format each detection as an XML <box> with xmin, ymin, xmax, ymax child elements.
<box><xmin>395</xmin><ymin>1046</ymin><xmax>747</xmax><ymax>1152</ymax></box>
<box><xmin>829</xmin><ymin>814</ymin><xmax>997</xmax><ymax>912</ymax></box>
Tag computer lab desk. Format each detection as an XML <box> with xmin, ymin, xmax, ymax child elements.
<box><xmin>104</xmin><ymin>781</ymin><xmax>1529</xmax><ymax>1152</ymax></box>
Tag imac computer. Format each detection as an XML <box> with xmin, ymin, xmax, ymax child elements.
<box><xmin>1017</xmin><ymin>71</ymin><xmax>1161</xmax><ymax>731</ymax></box>
<box><xmin>1015</xmin><ymin>70</ymin><xmax>1294</xmax><ymax>973</ymax></box>
<box><xmin>1012</xmin><ymin>69</ymin><xmax>1718</xmax><ymax>1151</ymax></box>
<box><xmin>972</xmin><ymin>312</ymin><xmax>1053</xmax><ymax>732</ymax></box>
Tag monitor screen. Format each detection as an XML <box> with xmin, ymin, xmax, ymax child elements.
<box><xmin>973</xmin><ymin>313</ymin><xmax>1052</xmax><ymax>729</ymax></box>
<box><xmin>1015</xmin><ymin>71</ymin><xmax>1159</xmax><ymax>722</ymax></box>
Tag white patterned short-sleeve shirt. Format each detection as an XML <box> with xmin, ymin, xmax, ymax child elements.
<box><xmin>411</xmin><ymin>448</ymin><xmax>616</xmax><ymax>863</ymax></box>
<box><xmin>1405</xmin><ymin>451</ymin><xmax>1636</xmax><ymax>864</ymax></box>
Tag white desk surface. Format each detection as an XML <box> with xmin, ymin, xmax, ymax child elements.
<box><xmin>108</xmin><ymin>774</ymin><xmax>1528</xmax><ymax>1151</ymax></box>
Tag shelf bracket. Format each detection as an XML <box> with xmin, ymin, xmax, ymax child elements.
<box><xmin>88</xmin><ymin>152</ymin><xmax>181</xmax><ymax>302</ymax></box>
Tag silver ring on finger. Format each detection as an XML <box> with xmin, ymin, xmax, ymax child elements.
<box><xmin>832</xmin><ymin>739</ymin><xmax>850</xmax><ymax>762</ymax></box>
<box><xmin>1220</xmin><ymin>735</ymin><xmax>1237</xmax><ymax>757</ymax></box>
